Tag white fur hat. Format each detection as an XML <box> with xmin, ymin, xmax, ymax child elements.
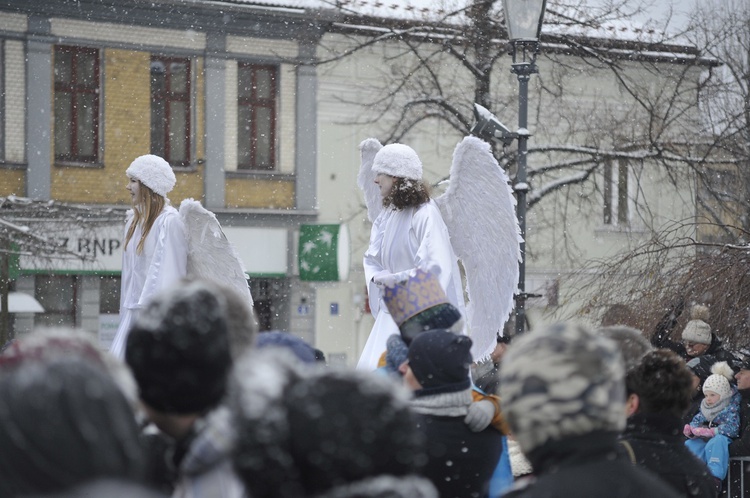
<box><xmin>703</xmin><ymin>361</ymin><xmax>734</xmax><ymax>400</ymax></box>
<box><xmin>372</xmin><ymin>143</ymin><xmax>422</xmax><ymax>180</ymax></box>
<box><xmin>681</xmin><ymin>304</ymin><xmax>711</xmax><ymax>345</ymax></box>
<box><xmin>126</xmin><ymin>154</ymin><xmax>176</xmax><ymax>198</ymax></box>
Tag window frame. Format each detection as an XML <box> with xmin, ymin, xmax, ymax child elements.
<box><xmin>603</xmin><ymin>158</ymin><xmax>630</xmax><ymax>227</ymax></box>
<box><xmin>237</xmin><ymin>62</ymin><xmax>278</xmax><ymax>171</ymax></box>
<box><xmin>53</xmin><ymin>45</ymin><xmax>101</xmax><ymax>165</ymax></box>
<box><xmin>150</xmin><ymin>55</ymin><xmax>192</xmax><ymax>167</ymax></box>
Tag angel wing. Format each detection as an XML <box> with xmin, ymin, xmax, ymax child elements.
<box><xmin>435</xmin><ymin>136</ymin><xmax>522</xmax><ymax>362</ymax></box>
<box><xmin>358</xmin><ymin>138</ymin><xmax>384</xmax><ymax>223</ymax></box>
<box><xmin>179</xmin><ymin>199</ymin><xmax>254</xmax><ymax>309</ymax></box>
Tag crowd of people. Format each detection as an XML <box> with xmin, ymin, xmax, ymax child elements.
<box><xmin>5</xmin><ymin>149</ymin><xmax>750</xmax><ymax>498</ymax></box>
<box><xmin>4</xmin><ymin>275</ymin><xmax>750</xmax><ymax>497</ymax></box>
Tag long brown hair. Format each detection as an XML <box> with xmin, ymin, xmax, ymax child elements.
<box><xmin>383</xmin><ymin>177</ymin><xmax>431</xmax><ymax>210</ymax></box>
<box><xmin>124</xmin><ymin>181</ymin><xmax>166</xmax><ymax>255</ymax></box>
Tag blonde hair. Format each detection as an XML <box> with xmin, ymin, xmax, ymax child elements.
<box><xmin>124</xmin><ymin>180</ymin><xmax>166</xmax><ymax>255</ymax></box>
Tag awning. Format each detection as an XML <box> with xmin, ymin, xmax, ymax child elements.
<box><xmin>0</xmin><ymin>292</ymin><xmax>45</xmax><ymax>313</ymax></box>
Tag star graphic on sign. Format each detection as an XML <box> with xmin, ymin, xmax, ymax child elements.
<box><xmin>302</xmin><ymin>240</ymin><xmax>317</xmax><ymax>254</ymax></box>
<box><xmin>319</xmin><ymin>230</ymin><xmax>333</xmax><ymax>247</ymax></box>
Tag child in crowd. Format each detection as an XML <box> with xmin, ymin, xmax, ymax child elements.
<box><xmin>684</xmin><ymin>361</ymin><xmax>740</xmax><ymax>485</ymax></box>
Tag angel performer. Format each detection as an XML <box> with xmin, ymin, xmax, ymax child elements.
<box><xmin>110</xmin><ymin>154</ymin><xmax>188</xmax><ymax>359</ymax></box>
<box><xmin>357</xmin><ymin>137</ymin><xmax>522</xmax><ymax>371</ymax></box>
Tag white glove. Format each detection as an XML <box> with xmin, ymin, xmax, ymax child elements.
<box><xmin>372</xmin><ymin>271</ymin><xmax>400</xmax><ymax>288</ymax></box>
<box><xmin>464</xmin><ymin>399</ymin><xmax>495</xmax><ymax>432</ymax></box>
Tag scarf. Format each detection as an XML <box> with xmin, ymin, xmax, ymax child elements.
<box><xmin>409</xmin><ymin>389</ymin><xmax>472</xmax><ymax>416</ymax></box>
<box><xmin>700</xmin><ymin>395</ymin><xmax>731</xmax><ymax>422</ymax></box>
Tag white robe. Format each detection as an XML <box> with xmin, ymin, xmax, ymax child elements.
<box><xmin>109</xmin><ymin>205</ymin><xmax>188</xmax><ymax>359</ymax></box>
<box><xmin>357</xmin><ymin>200</ymin><xmax>465</xmax><ymax>370</ymax></box>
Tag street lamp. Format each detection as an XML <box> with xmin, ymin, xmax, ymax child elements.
<box><xmin>471</xmin><ymin>0</ymin><xmax>546</xmax><ymax>336</ymax></box>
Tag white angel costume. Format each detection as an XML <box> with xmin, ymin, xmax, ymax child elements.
<box><xmin>109</xmin><ymin>205</ymin><xmax>188</xmax><ymax>359</ymax></box>
<box><xmin>359</xmin><ymin>200</ymin><xmax>466</xmax><ymax>370</ymax></box>
<box><xmin>357</xmin><ymin>137</ymin><xmax>522</xmax><ymax>370</ymax></box>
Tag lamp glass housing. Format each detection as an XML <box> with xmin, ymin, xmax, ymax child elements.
<box><xmin>502</xmin><ymin>0</ymin><xmax>547</xmax><ymax>41</ymax></box>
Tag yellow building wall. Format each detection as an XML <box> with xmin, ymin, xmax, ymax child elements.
<box><xmin>52</xmin><ymin>49</ymin><xmax>149</xmax><ymax>203</ymax></box>
<box><xmin>226</xmin><ymin>178</ymin><xmax>295</xmax><ymax>209</ymax></box>
<box><xmin>25</xmin><ymin>39</ymin><xmax>292</xmax><ymax>210</ymax></box>
<box><xmin>0</xmin><ymin>169</ymin><xmax>25</xmax><ymax>196</ymax></box>
<box><xmin>51</xmin><ymin>49</ymin><xmax>206</xmax><ymax>204</ymax></box>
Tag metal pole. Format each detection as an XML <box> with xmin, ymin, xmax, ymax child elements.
<box><xmin>514</xmin><ymin>70</ymin><xmax>529</xmax><ymax>336</ymax></box>
<box><xmin>0</xmin><ymin>242</ymin><xmax>9</xmax><ymax>346</ymax></box>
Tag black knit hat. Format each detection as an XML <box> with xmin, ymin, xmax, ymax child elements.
<box><xmin>125</xmin><ymin>281</ymin><xmax>232</xmax><ymax>414</ymax></box>
<box><xmin>400</xmin><ymin>303</ymin><xmax>463</xmax><ymax>345</ymax></box>
<box><xmin>407</xmin><ymin>329</ymin><xmax>472</xmax><ymax>396</ymax></box>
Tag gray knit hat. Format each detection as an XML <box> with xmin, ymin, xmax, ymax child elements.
<box><xmin>682</xmin><ymin>304</ymin><xmax>712</xmax><ymax>345</ymax></box>
<box><xmin>499</xmin><ymin>322</ymin><xmax>626</xmax><ymax>455</ymax></box>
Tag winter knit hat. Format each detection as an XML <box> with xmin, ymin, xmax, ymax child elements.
<box><xmin>703</xmin><ymin>361</ymin><xmax>734</xmax><ymax>400</ymax></box>
<box><xmin>372</xmin><ymin>143</ymin><xmax>423</xmax><ymax>180</ymax></box>
<box><xmin>0</xmin><ymin>326</ymin><xmax>138</xmax><ymax>410</ymax></box>
<box><xmin>682</xmin><ymin>304</ymin><xmax>712</xmax><ymax>345</ymax></box>
<box><xmin>126</xmin><ymin>154</ymin><xmax>176</xmax><ymax>198</ymax></box>
<box><xmin>736</xmin><ymin>355</ymin><xmax>750</xmax><ymax>373</ymax></box>
<box><xmin>407</xmin><ymin>329</ymin><xmax>472</xmax><ymax>396</ymax></box>
<box><xmin>125</xmin><ymin>280</ymin><xmax>232</xmax><ymax>414</ymax></box>
<box><xmin>0</xmin><ymin>358</ymin><xmax>145</xmax><ymax>497</ymax></box>
<box><xmin>499</xmin><ymin>322</ymin><xmax>626</xmax><ymax>456</ymax></box>
<box><xmin>596</xmin><ymin>325</ymin><xmax>652</xmax><ymax>372</ymax></box>
<box><xmin>255</xmin><ymin>331</ymin><xmax>317</xmax><ymax>364</ymax></box>
<box><xmin>230</xmin><ymin>349</ymin><xmax>431</xmax><ymax>498</ymax></box>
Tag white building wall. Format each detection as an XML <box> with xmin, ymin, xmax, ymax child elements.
<box><xmin>313</xmin><ymin>32</ymin><xmax>703</xmax><ymax>358</ymax></box>
<box><xmin>51</xmin><ymin>19</ymin><xmax>206</xmax><ymax>50</ymax></box>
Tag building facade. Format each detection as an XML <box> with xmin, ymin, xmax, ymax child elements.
<box><xmin>0</xmin><ymin>0</ymin><xmax>715</xmax><ymax>365</ymax></box>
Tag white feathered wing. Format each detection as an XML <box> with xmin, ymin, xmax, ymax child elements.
<box><xmin>179</xmin><ymin>199</ymin><xmax>254</xmax><ymax>308</ymax></box>
<box><xmin>435</xmin><ymin>136</ymin><xmax>522</xmax><ymax>361</ymax></box>
<box><xmin>358</xmin><ymin>138</ymin><xmax>384</xmax><ymax>223</ymax></box>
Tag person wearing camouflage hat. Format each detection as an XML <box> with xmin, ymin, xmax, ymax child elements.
<box><xmin>499</xmin><ymin>322</ymin><xmax>681</xmax><ymax>498</ymax></box>
<box><xmin>729</xmin><ymin>356</ymin><xmax>750</xmax><ymax>458</ymax></box>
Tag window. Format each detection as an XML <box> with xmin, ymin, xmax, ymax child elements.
<box><xmin>603</xmin><ymin>158</ymin><xmax>629</xmax><ymax>226</ymax></box>
<box><xmin>237</xmin><ymin>64</ymin><xmax>277</xmax><ymax>170</ymax></box>
<box><xmin>99</xmin><ymin>275</ymin><xmax>121</xmax><ymax>314</ymax></box>
<box><xmin>54</xmin><ymin>46</ymin><xmax>100</xmax><ymax>163</ymax></box>
<box><xmin>35</xmin><ymin>275</ymin><xmax>77</xmax><ymax>327</ymax></box>
<box><xmin>151</xmin><ymin>57</ymin><xmax>191</xmax><ymax>166</ymax></box>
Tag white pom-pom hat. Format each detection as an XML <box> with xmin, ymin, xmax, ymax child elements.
<box><xmin>703</xmin><ymin>361</ymin><xmax>734</xmax><ymax>400</ymax></box>
<box><xmin>372</xmin><ymin>143</ymin><xmax>423</xmax><ymax>180</ymax></box>
<box><xmin>126</xmin><ymin>154</ymin><xmax>176</xmax><ymax>198</ymax></box>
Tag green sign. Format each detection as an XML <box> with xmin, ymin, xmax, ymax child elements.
<box><xmin>298</xmin><ymin>224</ymin><xmax>350</xmax><ymax>282</ymax></box>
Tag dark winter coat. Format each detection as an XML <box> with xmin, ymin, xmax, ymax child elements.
<box><xmin>620</xmin><ymin>413</ymin><xmax>717</xmax><ymax>498</ymax></box>
<box><xmin>503</xmin><ymin>432</ymin><xmax>682</xmax><ymax>498</ymax></box>
<box><xmin>651</xmin><ymin>329</ymin><xmax>735</xmax><ymax>363</ymax></box>
<box><xmin>729</xmin><ymin>388</ymin><xmax>750</xmax><ymax>457</ymax></box>
<box><xmin>471</xmin><ymin>359</ymin><xmax>501</xmax><ymax>396</ymax></box>
<box><xmin>414</xmin><ymin>411</ymin><xmax>503</xmax><ymax>498</ymax></box>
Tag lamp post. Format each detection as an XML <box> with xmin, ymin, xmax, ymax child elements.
<box><xmin>471</xmin><ymin>0</ymin><xmax>546</xmax><ymax>336</ymax></box>
<box><xmin>504</xmin><ymin>0</ymin><xmax>545</xmax><ymax>336</ymax></box>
